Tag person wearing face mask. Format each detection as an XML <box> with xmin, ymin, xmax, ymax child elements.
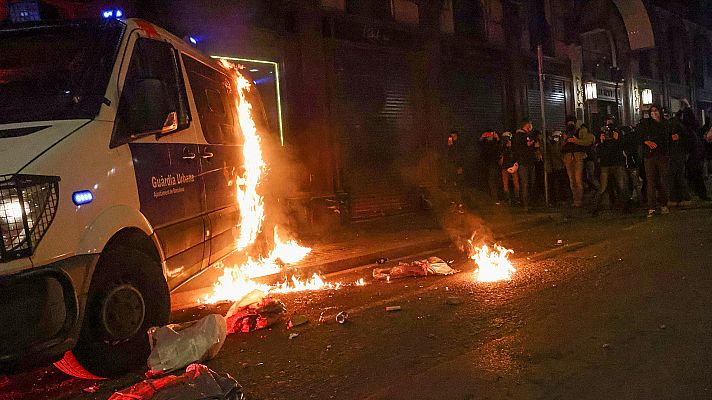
<box><xmin>637</xmin><ymin>104</ymin><xmax>671</xmax><ymax>217</ymax></box>
<box><xmin>545</xmin><ymin>130</ymin><xmax>567</xmax><ymax>205</ymax></box>
<box><xmin>592</xmin><ymin>115</ymin><xmax>631</xmax><ymax>215</ymax></box>
<box><xmin>561</xmin><ymin>115</ymin><xmax>595</xmax><ymax>208</ymax></box>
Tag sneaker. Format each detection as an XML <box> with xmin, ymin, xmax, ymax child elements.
<box><xmin>647</xmin><ymin>209</ymin><xmax>656</xmax><ymax>218</ymax></box>
<box><xmin>661</xmin><ymin>206</ymin><xmax>670</xmax><ymax>215</ymax></box>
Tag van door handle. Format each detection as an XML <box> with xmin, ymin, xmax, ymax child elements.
<box><xmin>201</xmin><ymin>151</ymin><xmax>214</xmax><ymax>159</ymax></box>
<box><xmin>182</xmin><ymin>148</ymin><xmax>196</xmax><ymax>160</ymax></box>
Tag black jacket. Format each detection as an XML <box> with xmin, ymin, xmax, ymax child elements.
<box><xmin>637</xmin><ymin>118</ymin><xmax>670</xmax><ymax>158</ymax></box>
<box><xmin>512</xmin><ymin>129</ymin><xmax>537</xmax><ymax>165</ymax></box>
<box><xmin>596</xmin><ymin>126</ymin><xmax>626</xmax><ymax>167</ymax></box>
<box><xmin>667</xmin><ymin>117</ymin><xmax>689</xmax><ymax>158</ymax></box>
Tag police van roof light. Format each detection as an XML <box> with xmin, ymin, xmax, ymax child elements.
<box><xmin>101</xmin><ymin>8</ymin><xmax>124</xmax><ymax>19</ymax></box>
<box><xmin>72</xmin><ymin>190</ymin><xmax>94</xmax><ymax>206</ymax></box>
<box><xmin>189</xmin><ymin>36</ymin><xmax>198</xmax><ymax>45</ymax></box>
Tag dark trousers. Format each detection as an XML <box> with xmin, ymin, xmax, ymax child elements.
<box><xmin>548</xmin><ymin>169</ymin><xmax>569</xmax><ymax>205</ymax></box>
<box><xmin>487</xmin><ymin>166</ymin><xmax>501</xmax><ymax>201</ymax></box>
<box><xmin>669</xmin><ymin>154</ymin><xmax>691</xmax><ymax>202</ymax></box>
<box><xmin>518</xmin><ymin>164</ymin><xmax>536</xmax><ymax>208</ymax></box>
<box><xmin>644</xmin><ymin>154</ymin><xmax>670</xmax><ymax>209</ymax></box>
<box><xmin>686</xmin><ymin>158</ymin><xmax>708</xmax><ymax>199</ymax></box>
<box><xmin>593</xmin><ymin>165</ymin><xmax>630</xmax><ymax>210</ymax></box>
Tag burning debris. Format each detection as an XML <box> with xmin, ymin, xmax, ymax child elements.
<box><xmin>468</xmin><ymin>238</ymin><xmax>516</xmax><ymax>282</ymax></box>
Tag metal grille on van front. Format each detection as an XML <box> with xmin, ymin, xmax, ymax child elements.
<box><xmin>0</xmin><ymin>175</ymin><xmax>60</xmax><ymax>262</ymax></box>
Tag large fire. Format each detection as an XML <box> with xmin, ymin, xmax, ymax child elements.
<box><xmin>204</xmin><ymin>61</ymin><xmax>344</xmax><ymax>304</ymax></box>
<box><xmin>470</xmin><ymin>242</ymin><xmax>516</xmax><ymax>283</ymax></box>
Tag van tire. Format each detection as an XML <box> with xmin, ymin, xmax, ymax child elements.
<box><xmin>72</xmin><ymin>245</ymin><xmax>169</xmax><ymax>377</ymax></box>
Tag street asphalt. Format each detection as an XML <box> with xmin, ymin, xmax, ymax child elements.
<box><xmin>2</xmin><ymin>207</ymin><xmax>711</xmax><ymax>399</ymax></box>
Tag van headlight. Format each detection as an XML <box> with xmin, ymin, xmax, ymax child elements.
<box><xmin>0</xmin><ymin>175</ymin><xmax>60</xmax><ymax>262</ymax></box>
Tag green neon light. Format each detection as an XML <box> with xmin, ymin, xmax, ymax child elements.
<box><xmin>212</xmin><ymin>55</ymin><xmax>285</xmax><ymax>147</ymax></box>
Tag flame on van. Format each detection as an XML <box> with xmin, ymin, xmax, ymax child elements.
<box><xmin>203</xmin><ymin>61</ymin><xmax>349</xmax><ymax>303</ymax></box>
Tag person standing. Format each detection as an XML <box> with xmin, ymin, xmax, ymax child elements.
<box><xmin>622</xmin><ymin>125</ymin><xmax>644</xmax><ymax>205</ymax></box>
<box><xmin>665</xmin><ymin>108</ymin><xmax>691</xmax><ymax>205</ymax></box>
<box><xmin>512</xmin><ymin>118</ymin><xmax>538</xmax><ymax>211</ymax></box>
<box><xmin>479</xmin><ymin>130</ymin><xmax>502</xmax><ymax>204</ymax></box>
<box><xmin>592</xmin><ymin>115</ymin><xmax>631</xmax><ymax>215</ymax></box>
<box><xmin>445</xmin><ymin>130</ymin><xmax>465</xmax><ymax>211</ymax></box>
<box><xmin>562</xmin><ymin>115</ymin><xmax>595</xmax><ymax>208</ymax></box>
<box><xmin>499</xmin><ymin>132</ymin><xmax>520</xmax><ymax>205</ymax></box>
<box><xmin>637</xmin><ymin>105</ymin><xmax>671</xmax><ymax>217</ymax></box>
<box><xmin>545</xmin><ymin>131</ymin><xmax>568</xmax><ymax>205</ymax></box>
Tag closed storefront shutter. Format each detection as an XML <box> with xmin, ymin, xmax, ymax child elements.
<box><xmin>441</xmin><ymin>66</ymin><xmax>505</xmax><ymax>190</ymax></box>
<box><xmin>527</xmin><ymin>75</ymin><xmax>568</xmax><ymax>132</ymax></box>
<box><xmin>334</xmin><ymin>44</ymin><xmax>418</xmax><ymax>219</ymax></box>
<box><xmin>442</xmin><ymin>68</ymin><xmax>505</xmax><ymax>139</ymax></box>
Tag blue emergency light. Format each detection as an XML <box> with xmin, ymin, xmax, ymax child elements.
<box><xmin>102</xmin><ymin>8</ymin><xmax>124</xmax><ymax>19</ymax></box>
<box><xmin>72</xmin><ymin>190</ymin><xmax>94</xmax><ymax>206</ymax></box>
<box><xmin>189</xmin><ymin>36</ymin><xmax>199</xmax><ymax>45</ymax></box>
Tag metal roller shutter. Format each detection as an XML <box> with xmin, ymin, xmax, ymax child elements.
<box><xmin>334</xmin><ymin>45</ymin><xmax>417</xmax><ymax>219</ymax></box>
<box><xmin>441</xmin><ymin>67</ymin><xmax>505</xmax><ymax>191</ymax></box>
<box><xmin>527</xmin><ymin>75</ymin><xmax>567</xmax><ymax>132</ymax></box>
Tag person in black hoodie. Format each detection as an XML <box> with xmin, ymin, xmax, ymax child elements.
<box><xmin>512</xmin><ymin>118</ymin><xmax>538</xmax><ymax>211</ymax></box>
<box><xmin>637</xmin><ymin>104</ymin><xmax>671</xmax><ymax>217</ymax></box>
<box><xmin>479</xmin><ymin>130</ymin><xmax>502</xmax><ymax>204</ymax></box>
<box><xmin>665</xmin><ymin>108</ymin><xmax>691</xmax><ymax>204</ymax></box>
<box><xmin>592</xmin><ymin>115</ymin><xmax>631</xmax><ymax>215</ymax></box>
<box><xmin>499</xmin><ymin>132</ymin><xmax>520</xmax><ymax>205</ymax></box>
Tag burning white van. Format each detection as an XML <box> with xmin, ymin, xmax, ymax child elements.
<box><xmin>0</xmin><ymin>17</ymin><xmax>260</xmax><ymax>376</ymax></box>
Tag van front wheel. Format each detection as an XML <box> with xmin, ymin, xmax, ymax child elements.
<box><xmin>72</xmin><ymin>246</ymin><xmax>169</xmax><ymax>377</ymax></box>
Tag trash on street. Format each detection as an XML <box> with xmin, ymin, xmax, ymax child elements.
<box><xmin>385</xmin><ymin>306</ymin><xmax>402</xmax><ymax>312</ymax></box>
<box><xmin>287</xmin><ymin>315</ymin><xmax>309</xmax><ymax>329</ymax></box>
<box><xmin>373</xmin><ymin>256</ymin><xmax>458</xmax><ymax>280</ymax></box>
<box><xmin>225</xmin><ymin>293</ymin><xmax>287</xmax><ymax>334</ymax></box>
<box><xmin>335</xmin><ymin>311</ymin><xmax>349</xmax><ymax>324</ymax></box>
<box><xmin>445</xmin><ymin>297</ymin><xmax>463</xmax><ymax>305</ymax></box>
<box><xmin>147</xmin><ymin>314</ymin><xmax>227</xmax><ymax>376</ymax></box>
<box><xmin>109</xmin><ymin>363</ymin><xmax>243</xmax><ymax>400</ymax></box>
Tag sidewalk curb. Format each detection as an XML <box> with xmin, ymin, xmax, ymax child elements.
<box><xmin>269</xmin><ymin>212</ymin><xmax>560</xmax><ymax>282</ymax></box>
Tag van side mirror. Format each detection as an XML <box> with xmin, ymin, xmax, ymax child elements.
<box><xmin>120</xmin><ymin>78</ymin><xmax>178</xmax><ymax>139</ymax></box>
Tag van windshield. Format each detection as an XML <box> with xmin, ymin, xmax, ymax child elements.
<box><xmin>0</xmin><ymin>21</ymin><xmax>124</xmax><ymax>125</ymax></box>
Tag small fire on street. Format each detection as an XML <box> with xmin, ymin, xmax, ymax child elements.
<box><xmin>469</xmin><ymin>240</ymin><xmax>516</xmax><ymax>283</ymax></box>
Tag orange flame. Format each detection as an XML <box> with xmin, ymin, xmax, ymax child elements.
<box><xmin>220</xmin><ymin>59</ymin><xmax>266</xmax><ymax>251</ymax></box>
<box><xmin>202</xmin><ymin>61</ymin><xmax>341</xmax><ymax>304</ymax></box>
<box><xmin>470</xmin><ymin>243</ymin><xmax>515</xmax><ymax>282</ymax></box>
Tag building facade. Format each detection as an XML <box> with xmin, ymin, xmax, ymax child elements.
<box><xmin>2</xmin><ymin>0</ymin><xmax>712</xmax><ymax>224</ymax></box>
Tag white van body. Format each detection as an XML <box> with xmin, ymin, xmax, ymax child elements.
<box><xmin>0</xmin><ymin>18</ymin><xmax>252</xmax><ymax>375</ymax></box>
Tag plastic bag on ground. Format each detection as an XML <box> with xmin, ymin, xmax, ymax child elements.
<box><xmin>373</xmin><ymin>256</ymin><xmax>458</xmax><ymax>280</ymax></box>
<box><xmin>225</xmin><ymin>294</ymin><xmax>286</xmax><ymax>334</ymax></box>
<box><xmin>147</xmin><ymin>314</ymin><xmax>227</xmax><ymax>376</ymax></box>
<box><xmin>109</xmin><ymin>363</ymin><xmax>243</xmax><ymax>400</ymax></box>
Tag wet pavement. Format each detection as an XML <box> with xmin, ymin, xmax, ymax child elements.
<box><xmin>2</xmin><ymin>207</ymin><xmax>712</xmax><ymax>399</ymax></box>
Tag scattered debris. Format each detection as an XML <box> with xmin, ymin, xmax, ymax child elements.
<box><xmin>147</xmin><ymin>314</ymin><xmax>227</xmax><ymax>376</ymax></box>
<box><xmin>602</xmin><ymin>343</ymin><xmax>611</xmax><ymax>349</ymax></box>
<box><xmin>373</xmin><ymin>257</ymin><xmax>458</xmax><ymax>280</ymax></box>
<box><xmin>289</xmin><ymin>333</ymin><xmax>299</xmax><ymax>340</ymax></box>
<box><xmin>556</xmin><ymin>239</ymin><xmax>563</xmax><ymax>245</ymax></box>
<box><xmin>83</xmin><ymin>384</ymin><xmax>101</xmax><ymax>393</ymax></box>
<box><xmin>659</xmin><ymin>324</ymin><xmax>667</xmax><ymax>330</ymax></box>
<box><xmin>375</xmin><ymin>257</ymin><xmax>389</xmax><ymax>264</ymax></box>
<box><xmin>109</xmin><ymin>364</ymin><xmax>243</xmax><ymax>400</ymax></box>
<box><xmin>225</xmin><ymin>292</ymin><xmax>286</xmax><ymax>334</ymax></box>
<box><xmin>336</xmin><ymin>311</ymin><xmax>349</xmax><ymax>324</ymax></box>
<box><xmin>446</xmin><ymin>297</ymin><xmax>463</xmax><ymax>305</ymax></box>
<box><xmin>385</xmin><ymin>306</ymin><xmax>402</xmax><ymax>312</ymax></box>
<box><xmin>288</xmin><ymin>315</ymin><xmax>309</xmax><ymax>328</ymax></box>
